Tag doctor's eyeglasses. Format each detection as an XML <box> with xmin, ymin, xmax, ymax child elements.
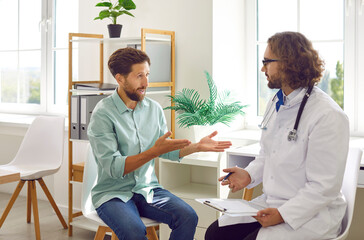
<box><xmin>262</xmin><ymin>59</ymin><xmax>279</xmax><ymax>66</ymax></box>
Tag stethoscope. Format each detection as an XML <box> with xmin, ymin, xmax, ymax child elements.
<box><xmin>259</xmin><ymin>85</ymin><xmax>314</xmax><ymax>141</ymax></box>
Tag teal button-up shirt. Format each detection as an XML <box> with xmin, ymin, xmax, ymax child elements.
<box><xmin>88</xmin><ymin>90</ymin><xmax>181</xmax><ymax>209</ymax></box>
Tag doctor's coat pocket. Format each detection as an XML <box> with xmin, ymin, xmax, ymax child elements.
<box><xmin>275</xmin><ymin>128</ymin><xmax>308</xmax><ymax>169</ymax></box>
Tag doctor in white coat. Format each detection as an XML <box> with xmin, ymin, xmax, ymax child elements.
<box><xmin>205</xmin><ymin>31</ymin><xmax>350</xmax><ymax>240</ymax></box>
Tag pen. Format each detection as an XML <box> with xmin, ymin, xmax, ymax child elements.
<box><xmin>222</xmin><ymin>172</ymin><xmax>233</xmax><ymax>181</ymax></box>
<box><xmin>204</xmin><ymin>200</ymin><xmax>227</xmax><ymax>212</ymax></box>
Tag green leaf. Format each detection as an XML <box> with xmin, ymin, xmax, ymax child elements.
<box><xmin>110</xmin><ymin>11</ymin><xmax>122</xmax><ymax>18</ymax></box>
<box><xmin>164</xmin><ymin>70</ymin><xmax>247</xmax><ymax>128</ymax></box>
<box><xmin>98</xmin><ymin>10</ymin><xmax>111</xmax><ymax>19</ymax></box>
<box><xmin>95</xmin><ymin>2</ymin><xmax>113</xmax><ymax>7</ymax></box>
<box><xmin>204</xmin><ymin>71</ymin><xmax>217</xmax><ymax>109</ymax></box>
<box><xmin>122</xmin><ymin>0</ymin><xmax>136</xmax><ymax>10</ymax></box>
<box><xmin>120</xmin><ymin>10</ymin><xmax>135</xmax><ymax>17</ymax></box>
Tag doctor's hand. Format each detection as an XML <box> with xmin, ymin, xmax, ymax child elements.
<box><xmin>197</xmin><ymin>131</ymin><xmax>232</xmax><ymax>152</ymax></box>
<box><xmin>253</xmin><ymin>208</ymin><xmax>284</xmax><ymax>228</ymax></box>
<box><xmin>218</xmin><ymin>167</ymin><xmax>251</xmax><ymax>193</ymax></box>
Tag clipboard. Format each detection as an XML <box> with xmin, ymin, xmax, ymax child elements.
<box><xmin>196</xmin><ymin>198</ymin><xmax>263</xmax><ymax>216</ymax></box>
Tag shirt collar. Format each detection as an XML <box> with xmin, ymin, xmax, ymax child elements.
<box><xmin>111</xmin><ymin>88</ymin><xmax>148</xmax><ymax>113</ymax></box>
<box><xmin>283</xmin><ymin>87</ymin><xmax>303</xmax><ymax>106</ymax></box>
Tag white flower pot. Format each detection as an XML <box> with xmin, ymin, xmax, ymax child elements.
<box><xmin>177</xmin><ymin>123</ymin><xmax>232</xmax><ymax>142</ymax></box>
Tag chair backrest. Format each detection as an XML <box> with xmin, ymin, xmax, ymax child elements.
<box><xmin>335</xmin><ymin>148</ymin><xmax>362</xmax><ymax>239</ymax></box>
<box><xmin>10</xmin><ymin>116</ymin><xmax>65</xmax><ymax>169</ymax></box>
<box><xmin>81</xmin><ymin>144</ymin><xmax>98</xmax><ymax>216</ymax></box>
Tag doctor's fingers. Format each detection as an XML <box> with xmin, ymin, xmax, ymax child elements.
<box><xmin>222</xmin><ymin>167</ymin><xmax>236</xmax><ymax>173</ymax></box>
<box><xmin>231</xmin><ymin>185</ymin><xmax>242</xmax><ymax>193</ymax></box>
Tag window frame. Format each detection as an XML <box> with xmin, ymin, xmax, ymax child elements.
<box><xmin>0</xmin><ymin>0</ymin><xmax>72</xmax><ymax>115</ymax></box>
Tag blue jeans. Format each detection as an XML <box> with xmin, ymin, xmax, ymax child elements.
<box><xmin>96</xmin><ymin>188</ymin><xmax>198</xmax><ymax>240</ymax></box>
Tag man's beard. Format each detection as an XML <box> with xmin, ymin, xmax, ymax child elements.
<box><xmin>267</xmin><ymin>72</ymin><xmax>282</xmax><ymax>89</ymax></box>
<box><xmin>124</xmin><ymin>88</ymin><xmax>146</xmax><ymax>101</ymax></box>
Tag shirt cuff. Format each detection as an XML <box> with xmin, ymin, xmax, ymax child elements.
<box><xmin>160</xmin><ymin>149</ymin><xmax>183</xmax><ymax>162</ymax></box>
<box><xmin>244</xmin><ymin>167</ymin><xmax>258</xmax><ymax>189</ymax></box>
<box><xmin>111</xmin><ymin>155</ymin><xmax>126</xmax><ymax>178</ymax></box>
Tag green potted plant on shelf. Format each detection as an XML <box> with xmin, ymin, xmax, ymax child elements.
<box><xmin>164</xmin><ymin>71</ymin><xmax>247</xmax><ymax>141</ymax></box>
<box><xmin>94</xmin><ymin>0</ymin><xmax>136</xmax><ymax>38</ymax></box>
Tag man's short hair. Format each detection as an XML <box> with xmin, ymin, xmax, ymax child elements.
<box><xmin>268</xmin><ymin>31</ymin><xmax>325</xmax><ymax>89</ymax></box>
<box><xmin>108</xmin><ymin>47</ymin><xmax>151</xmax><ymax>77</ymax></box>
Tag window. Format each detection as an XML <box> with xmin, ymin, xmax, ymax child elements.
<box><xmin>256</xmin><ymin>0</ymin><xmax>344</xmax><ymax>115</ymax></box>
<box><xmin>244</xmin><ymin>0</ymin><xmax>364</xmax><ymax>132</ymax></box>
<box><xmin>0</xmin><ymin>0</ymin><xmax>78</xmax><ymax>114</ymax></box>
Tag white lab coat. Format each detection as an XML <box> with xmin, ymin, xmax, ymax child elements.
<box><xmin>245</xmin><ymin>87</ymin><xmax>350</xmax><ymax>240</ymax></box>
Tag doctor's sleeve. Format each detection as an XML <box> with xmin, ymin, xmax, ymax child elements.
<box><xmin>244</xmin><ymin>146</ymin><xmax>266</xmax><ymax>189</ymax></box>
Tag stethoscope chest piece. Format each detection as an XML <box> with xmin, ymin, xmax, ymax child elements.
<box><xmin>287</xmin><ymin>129</ymin><xmax>297</xmax><ymax>141</ymax></box>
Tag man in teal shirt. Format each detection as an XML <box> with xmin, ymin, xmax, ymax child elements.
<box><xmin>88</xmin><ymin>47</ymin><xmax>232</xmax><ymax>240</ymax></box>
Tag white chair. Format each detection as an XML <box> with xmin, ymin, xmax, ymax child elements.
<box><xmin>0</xmin><ymin>116</ymin><xmax>67</xmax><ymax>240</ymax></box>
<box><xmin>82</xmin><ymin>144</ymin><xmax>160</xmax><ymax>240</ymax></box>
<box><xmin>331</xmin><ymin>147</ymin><xmax>363</xmax><ymax>240</ymax></box>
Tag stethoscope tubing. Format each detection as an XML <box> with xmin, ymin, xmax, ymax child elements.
<box><xmin>260</xmin><ymin>86</ymin><xmax>314</xmax><ymax>141</ymax></box>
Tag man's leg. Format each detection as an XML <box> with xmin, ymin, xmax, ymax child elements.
<box><xmin>96</xmin><ymin>198</ymin><xmax>147</xmax><ymax>240</ymax></box>
<box><xmin>205</xmin><ymin>220</ymin><xmax>261</xmax><ymax>240</ymax></box>
<box><xmin>135</xmin><ymin>188</ymin><xmax>198</xmax><ymax>240</ymax></box>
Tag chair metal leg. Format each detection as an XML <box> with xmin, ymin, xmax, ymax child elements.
<box><xmin>94</xmin><ymin>226</ymin><xmax>108</xmax><ymax>240</ymax></box>
<box><xmin>146</xmin><ymin>226</ymin><xmax>159</xmax><ymax>240</ymax></box>
<box><xmin>37</xmin><ymin>178</ymin><xmax>68</xmax><ymax>229</ymax></box>
<box><xmin>27</xmin><ymin>181</ymin><xmax>32</xmax><ymax>223</ymax></box>
<box><xmin>0</xmin><ymin>180</ymin><xmax>25</xmax><ymax>228</ymax></box>
<box><xmin>30</xmin><ymin>180</ymin><xmax>41</xmax><ymax>240</ymax></box>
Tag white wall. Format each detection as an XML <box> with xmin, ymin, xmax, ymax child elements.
<box><xmin>79</xmin><ymin>0</ymin><xmax>213</xmax><ymax>139</ymax></box>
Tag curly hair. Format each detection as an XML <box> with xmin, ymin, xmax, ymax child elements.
<box><xmin>108</xmin><ymin>47</ymin><xmax>150</xmax><ymax>77</ymax></box>
<box><xmin>268</xmin><ymin>32</ymin><xmax>325</xmax><ymax>89</ymax></box>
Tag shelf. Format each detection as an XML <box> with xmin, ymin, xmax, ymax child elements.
<box><xmin>70</xmin><ymin>139</ymin><xmax>90</xmax><ymax>143</ymax></box>
<box><xmin>168</xmin><ymin>183</ymin><xmax>217</xmax><ymax>199</ymax></box>
<box><xmin>161</xmin><ymin>152</ymin><xmax>219</xmax><ymax>168</ymax></box>
<box><xmin>70</xmin><ymin>36</ymin><xmax>170</xmax><ymax>44</ymax></box>
<box><xmin>70</xmin><ymin>89</ymin><xmax>171</xmax><ymax>96</ymax></box>
<box><xmin>70</xmin><ymin>180</ymin><xmax>83</xmax><ymax>185</ymax></box>
<box><xmin>70</xmin><ymin>89</ymin><xmax>115</xmax><ymax>95</ymax></box>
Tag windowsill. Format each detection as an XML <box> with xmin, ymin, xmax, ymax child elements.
<box><xmin>0</xmin><ymin>113</ymin><xmax>69</xmax><ymax>136</ymax></box>
<box><xmin>0</xmin><ymin>113</ymin><xmax>36</xmax><ymax>128</ymax></box>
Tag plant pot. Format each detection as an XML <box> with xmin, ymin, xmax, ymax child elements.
<box><xmin>107</xmin><ymin>24</ymin><xmax>122</xmax><ymax>38</ymax></box>
<box><xmin>177</xmin><ymin>123</ymin><xmax>232</xmax><ymax>142</ymax></box>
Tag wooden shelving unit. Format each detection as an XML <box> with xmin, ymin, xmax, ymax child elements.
<box><xmin>67</xmin><ymin>28</ymin><xmax>176</xmax><ymax>236</ymax></box>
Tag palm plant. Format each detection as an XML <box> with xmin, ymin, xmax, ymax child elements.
<box><xmin>165</xmin><ymin>71</ymin><xmax>247</xmax><ymax>128</ymax></box>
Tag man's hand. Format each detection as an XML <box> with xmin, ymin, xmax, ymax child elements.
<box><xmin>152</xmin><ymin>131</ymin><xmax>191</xmax><ymax>156</ymax></box>
<box><xmin>197</xmin><ymin>131</ymin><xmax>232</xmax><ymax>152</ymax></box>
<box><xmin>253</xmin><ymin>208</ymin><xmax>284</xmax><ymax>227</ymax></box>
<box><xmin>124</xmin><ymin>132</ymin><xmax>190</xmax><ymax>175</ymax></box>
<box><xmin>179</xmin><ymin>131</ymin><xmax>231</xmax><ymax>157</ymax></box>
<box><xmin>218</xmin><ymin>167</ymin><xmax>251</xmax><ymax>193</ymax></box>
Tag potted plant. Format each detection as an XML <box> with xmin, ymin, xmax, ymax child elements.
<box><xmin>94</xmin><ymin>0</ymin><xmax>136</xmax><ymax>38</ymax></box>
<box><xmin>164</xmin><ymin>71</ymin><xmax>247</xmax><ymax>141</ymax></box>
